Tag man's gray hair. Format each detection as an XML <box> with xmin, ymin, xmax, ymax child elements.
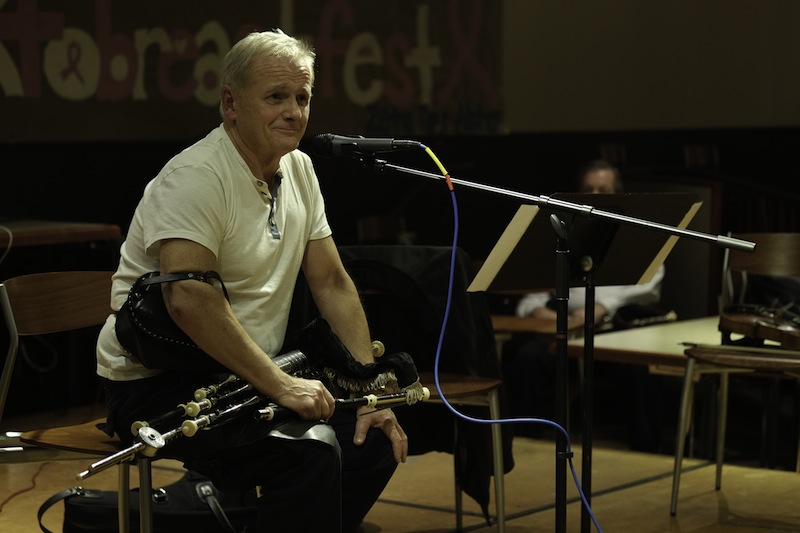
<box><xmin>221</xmin><ymin>28</ymin><xmax>316</xmax><ymax>91</ymax></box>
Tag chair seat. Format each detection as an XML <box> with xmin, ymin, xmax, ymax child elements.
<box><xmin>19</xmin><ymin>417</ymin><xmax>121</xmax><ymax>456</ymax></box>
<box><xmin>418</xmin><ymin>371</ymin><xmax>501</xmax><ymax>402</ymax></box>
<box><xmin>686</xmin><ymin>346</ymin><xmax>800</xmax><ymax>372</ymax></box>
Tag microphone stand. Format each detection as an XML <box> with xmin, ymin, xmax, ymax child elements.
<box><xmin>358</xmin><ymin>156</ymin><xmax>754</xmax><ymax>533</ymax></box>
<box><xmin>551</xmin><ymin>213</ymin><xmax>572</xmax><ymax>533</ymax></box>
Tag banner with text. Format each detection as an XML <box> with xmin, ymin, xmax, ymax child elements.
<box><xmin>0</xmin><ymin>0</ymin><xmax>503</xmax><ymax>142</ymax></box>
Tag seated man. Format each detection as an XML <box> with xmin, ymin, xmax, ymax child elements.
<box><xmin>96</xmin><ymin>29</ymin><xmax>407</xmax><ymax>533</ymax></box>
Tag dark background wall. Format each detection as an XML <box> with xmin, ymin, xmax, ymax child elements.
<box><xmin>2</xmin><ymin>128</ymin><xmax>797</xmax><ymax>321</ymax></box>
<box><xmin>2</xmin><ymin>1</ymin><xmax>799</xmax><ymax>320</ymax></box>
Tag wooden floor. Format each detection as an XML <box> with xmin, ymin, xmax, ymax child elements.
<box><xmin>1</xmin><ymin>404</ymin><xmax>799</xmax><ymax>532</ymax></box>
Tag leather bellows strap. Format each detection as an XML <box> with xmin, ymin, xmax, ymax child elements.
<box><xmin>115</xmin><ymin>271</ymin><xmax>230</xmax><ymax>373</ymax></box>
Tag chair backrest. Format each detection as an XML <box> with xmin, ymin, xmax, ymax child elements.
<box><xmin>721</xmin><ymin>233</ymin><xmax>800</xmax><ymax>310</ymax></box>
<box><xmin>0</xmin><ymin>271</ymin><xmax>113</xmax><ymax>428</ymax></box>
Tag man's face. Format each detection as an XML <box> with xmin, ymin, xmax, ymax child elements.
<box><xmin>579</xmin><ymin>169</ymin><xmax>618</xmax><ymax>194</ymax></box>
<box><xmin>229</xmin><ymin>55</ymin><xmax>313</xmax><ymax>160</ymax></box>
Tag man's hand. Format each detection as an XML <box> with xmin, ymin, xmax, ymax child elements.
<box><xmin>354</xmin><ymin>406</ymin><xmax>408</xmax><ymax>463</ymax></box>
<box><xmin>272</xmin><ymin>375</ymin><xmax>337</xmax><ymax>422</ymax></box>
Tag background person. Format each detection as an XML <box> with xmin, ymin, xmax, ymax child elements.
<box><xmin>506</xmin><ymin>159</ymin><xmax>667</xmax><ymax>450</ymax></box>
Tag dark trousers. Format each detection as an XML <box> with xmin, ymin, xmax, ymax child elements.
<box><xmin>103</xmin><ymin>372</ymin><xmax>397</xmax><ymax>533</ymax></box>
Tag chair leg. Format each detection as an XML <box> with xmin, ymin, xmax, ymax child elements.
<box><xmin>453</xmin><ymin>420</ymin><xmax>463</xmax><ymax>532</ymax></box>
<box><xmin>138</xmin><ymin>456</ymin><xmax>154</xmax><ymax>533</ymax></box>
<box><xmin>451</xmin><ymin>388</ymin><xmax>505</xmax><ymax>532</ymax></box>
<box><xmin>117</xmin><ymin>462</ymin><xmax>131</xmax><ymax>533</ymax></box>
<box><xmin>454</xmin><ymin>474</ymin><xmax>463</xmax><ymax>531</ymax></box>
<box><xmin>796</xmin><ymin>425</ymin><xmax>800</xmax><ymax>474</ymax></box>
<box><xmin>715</xmin><ymin>372</ymin><xmax>729</xmax><ymax>490</ymax></box>
<box><xmin>671</xmin><ymin>358</ymin><xmax>696</xmax><ymax>516</ymax></box>
<box><xmin>488</xmin><ymin>388</ymin><xmax>505</xmax><ymax>533</ymax></box>
<box><xmin>795</xmin><ymin>380</ymin><xmax>800</xmax><ymax>474</ymax></box>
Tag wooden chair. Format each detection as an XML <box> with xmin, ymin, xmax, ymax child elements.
<box><xmin>333</xmin><ymin>244</ymin><xmax>512</xmax><ymax>531</ymax></box>
<box><xmin>418</xmin><ymin>371</ymin><xmax>506</xmax><ymax>532</ymax></box>
<box><xmin>0</xmin><ymin>271</ymin><xmax>159</xmax><ymax>533</ymax></box>
<box><xmin>670</xmin><ymin>233</ymin><xmax>800</xmax><ymax>516</ymax></box>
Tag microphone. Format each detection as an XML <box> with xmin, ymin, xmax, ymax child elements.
<box><xmin>311</xmin><ymin>133</ymin><xmax>422</xmax><ymax>157</ymax></box>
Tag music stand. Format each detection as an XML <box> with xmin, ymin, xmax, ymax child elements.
<box><xmin>468</xmin><ymin>192</ymin><xmax>702</xmax><ymax>533</ymax></box>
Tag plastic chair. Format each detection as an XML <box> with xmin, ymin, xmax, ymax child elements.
<box><xmin>0</xmin><ymin>270</ymin><xmax>157</xmax><ymax>533</ymax></box>
<box><xmin>670</xmin><ymin>233</ymin><xmax>800</xmax><ymax>515</ymax></box>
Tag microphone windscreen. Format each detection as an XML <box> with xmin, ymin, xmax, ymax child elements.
<box><xmin>311</xmin><ymin>133</ymin><xmax>334</xmax><ymax>157</ymax></box>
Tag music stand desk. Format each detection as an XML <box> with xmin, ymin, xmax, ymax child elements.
<box><xmin>0</xmin><ymin>219</ymin><xmax>121</xmax><ymax>248</ymax></box>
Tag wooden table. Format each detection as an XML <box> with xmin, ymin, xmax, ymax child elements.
<box><xmin>491</xmin><ymin>314</ymin><xmax>586</xmax><ymax>336</ymax></box>
<box><xmin>0</xmin><ymin>219</ymin><xmax>121</xmax><ymax>248</ymax></box>
<box><xmin>560</xmin><ymin>314</ymin><xmax>724</xmax><ymax>531</ymax></box>
<box><xmin>566</xmin><ymin>315</ymin><xmax>723</xmax><ymax>369</ymax></box>
<box><xmin>491</xmin><ymin>315</ymin><xmax>583</xmax><ymax>360</ymax></box>
<box><xmin>492</xmin><ymin>314</ymin><xmax>726</xmax><ymax>370</ymax></box>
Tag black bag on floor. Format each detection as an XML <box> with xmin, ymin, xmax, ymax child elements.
<box><xmin>38</xmin><ymin>470</ymin><xmax>257</xmax><ymax>533</ymax></box>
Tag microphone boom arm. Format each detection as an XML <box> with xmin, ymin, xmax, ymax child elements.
<box><xmin>366</xmin><ymin>158</ymin><xmax>754</xmax><ymax>252</ymax></box>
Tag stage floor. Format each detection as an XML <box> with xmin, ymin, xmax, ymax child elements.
<box><xmin>1</xmin><ymin>403</ymin><xmax>798</xmax><ymax>532</ymax></box>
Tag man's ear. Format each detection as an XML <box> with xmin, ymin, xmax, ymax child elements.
<box><xmin>220</xmin><ymin>85</ymin><xmax>236</xmax><ymax>118</ymax></box>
